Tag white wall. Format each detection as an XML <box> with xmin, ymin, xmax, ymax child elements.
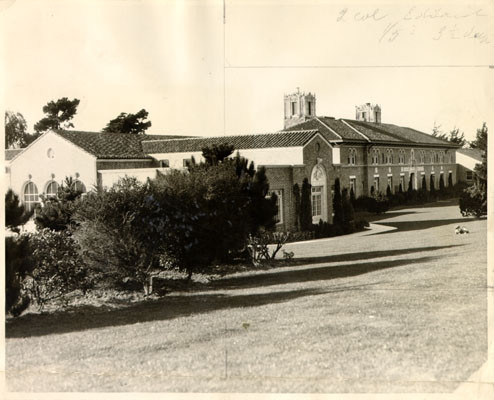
<box><xmin>8</xmin><ymin>131</ymin><xmax>97</xmax><ymax>198</ymax></box>
<box><xmin>456</xmin><ymin>151</ymin><xmax>480</xmax><ymax>171</ymax></box>
<box><xmin>98</xmin><ymin>167</ymin><xmax>175</xmax><ymax>189</ymax></box>
<box><xmin>149</xmin><ymin>146</ymin><xmax>304</xmax><ymax>168</ymax></box>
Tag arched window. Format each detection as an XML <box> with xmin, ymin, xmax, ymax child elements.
<box><xmin>430</xmin><ymin>151</ymin><xmax>435</xmax><ymax>163</ymax></box>
<box><xmin>419</xmin><ymin>150</ymin><xmax>425</xmax><ymax>164</ymax></box>
<box><xmin>23</xmin><ymin>182</ymin><xmax>39</xmax><ymax>211</ymax></box>
<box><xmin>398</xmin><ymin>150</ymin><xmax>405</xmax><ymax>164</ymax></box>
<box><xmin>72</xmin><ymin>180</ymin><xmax>86</xmax><ymax>193</ymax></box>
<box><xmin>347</xmin><ymin>148</ymin><xmax>356</xmax><ymax>165</ymax></box>
<box><xmin>386</xmin><ymin>149</ymin><xmax>393</xmax><ymax>164</ymax></box>
<box><xmin>410</xmin><ymin>149</ymin><xmax>415</xmax><ymax>163</ymax></box>
<box><xmin>372</xmin><ymin>149</ymin><xmax>380</xmax><ymax>165</ymax></box>
<box><xmin>45</xmin><ymin>181</ymin><xmax>59</xmax><ymax>198</ymax></box>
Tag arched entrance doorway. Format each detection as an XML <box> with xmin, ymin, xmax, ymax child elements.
<box><xmin>311</xmin><ymin>163</ymin><xmax>328</xmax><ymax>223</ymax></box>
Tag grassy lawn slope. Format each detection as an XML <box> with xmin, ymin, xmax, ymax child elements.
<box><xmin>6</xmin><ymin>202</ymin><xmax>487</xmax><ymax>392</ymax></box>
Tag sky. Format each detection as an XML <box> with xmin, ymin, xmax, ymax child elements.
<box><xmin>2</xmin><ymin>0</ymin><xmax>492</xmax><ymax>142</ymax></box>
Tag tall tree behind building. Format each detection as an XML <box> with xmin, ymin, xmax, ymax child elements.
<box><xmin>102</xmin><ymin>109</ymin><xmax>152</xmax><ymax>134</ymax></box>
<box><xmin>34</xmin><ymin>97</ymin><xmax>80</xmax><ymax>134</ymax></box>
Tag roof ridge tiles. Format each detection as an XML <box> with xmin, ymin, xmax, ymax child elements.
<box><xmin>141</xmin><ymin>129</ymin><xmax>320</xmax><ymax>143</ymax></box>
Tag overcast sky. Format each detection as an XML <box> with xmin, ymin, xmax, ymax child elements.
<box><xmin>2</xmin><ymin>0</ymin><xmax>492</xmax><ymax>142</ymax></box>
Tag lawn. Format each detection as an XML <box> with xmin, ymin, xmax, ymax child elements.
<box><xmin>5</xmin><ymin>201</ymin><xmax>487</xmax><ymax>393</ymax></box>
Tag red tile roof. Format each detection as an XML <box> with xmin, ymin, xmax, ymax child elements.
<box><xmin>284</xmin><ymin>117</ymin><xmax>460</xmax><ymax>147</ymax></box>
<box><xmin>55</xmin><ymin>130</ymin><xmax>191</xmax><ymax>159</ymax></box>
<box><xmin>141</xmin><ymin>130</ymin><xmax>320</xmax><ymax>153</ymax></box>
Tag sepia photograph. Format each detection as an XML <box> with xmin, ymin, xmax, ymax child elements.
<box><xmin>2</xmin><ymin>0</ymin><xmax>492</xmax><ymax>397</ymax></box>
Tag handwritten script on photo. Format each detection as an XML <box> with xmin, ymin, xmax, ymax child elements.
<box><xmin>336</xmin><ymin>6</ymin><xmax>490</xmax><ymax>45</ymax></box>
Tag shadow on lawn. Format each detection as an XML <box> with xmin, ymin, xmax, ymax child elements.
<box><xmin>284</xmin><ymin>245</ymin><xmax>462</xmax><ymax>267</ymax></box>
<box><xmin>6</xmin><ymin>248</ymin><xmax>453</xmax><ymax>338</ymax></box>
<box><xmin>368</xmin><ymin>217</ymin><xmax>479</xmax><ymax>235</ymax></box>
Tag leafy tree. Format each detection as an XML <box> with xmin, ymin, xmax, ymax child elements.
<box><xmin>398</xmin><ymin>183</ymin><xmax>403</xmax><ymax>193</ymax></box>
<box><xmin>202</xmin><ymin>143</ymin><xmax>235</xmax><ymax>166</ymax></box>
<box><xmin>386</xmin><ymin>185</ymin><xmax>392</xmax><ymax>198</ymax></box>
<box><xmin>5</xmin><ymin>189</ymin><xmax>32</xmax><ymax>233</ymax></box>
<box><xmin>333</xmin><ymin>178</ymin><xmax>343</xmax><ymax>226</ymax></box>
<box><xmin>5</xmin><ymin>111</ymin><xmax>27</xmax><ymax>148</ymax></box>
<box><xmin>102</xmin><ymin>109</ymin><xmax>152</xmax><ymax>134</ymax></box>
<box><xmin>34</xmin><ymin>97</ymin><xmax>80</xmax><ymax>133</ymax></box>
<box><xmin>469</xmin><ymin>122</ymin><xmax>487</xmax><ymax>151</ymax></box>
<box><xmin>300</xmin><ymin>178</ymin><xmax>312</xmax><ymax>231</ymax></box>
<box><xmin>448</xmin><ymin>173</ymin><xmax>453</xmax><ymax>188</ymax></box>
<box><xmin>432</xmin><ymin>123</ymin><xmax>466</xmax><ymax>146</ymax></box>
<box><xmin>448</xmin><ymin>128</ymin><xmax>466</xmax><ymax>147</ymax></box>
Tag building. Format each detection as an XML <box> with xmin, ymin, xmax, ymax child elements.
<box><xmin>456</xmin><ymin>148</ymin><xmax>483</xmax><ymax>185</ymax></box>
<box><xmin>5</xmin><ymin>90</ymin><xmax>459</xmax><ymax>231</ymax></box>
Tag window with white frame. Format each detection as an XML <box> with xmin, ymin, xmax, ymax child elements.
<box><xmin>439</xmin><ymin>151</ymin><xmax>445</xmax><ymax>163</ymax></box>
<box><xmin>311</xmin><ymin>186</ymin><xmax>323</xmax><ymax>219</ymax></box>
<box><xmin>419</xmin><ymin>150</ymin><xmax>425</xmax><ymax>164</ymax></box>
<box><xmin>45</xmin><ymin>181</ymin><xmax>59</xmax><ymax>198</ymax></box>
<box><xmin>267</xmin><ymin>189</ymin><xmax>283</xmax><ymax>224</ymax></box>
<box><xmin>430</xmin><ymin>151</ymin><xmax>435</xmax><ymax>163</ymax></box>
<box><xmin>23</xmin><ymin>181</ymin><xmax>39</xmax><ymax>212</ymax></box>
<box><xmin>410</xmin><ymin>149</ymin><xmax>415</xmax><ymax>163</ymax></box>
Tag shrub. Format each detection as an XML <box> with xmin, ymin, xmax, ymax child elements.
<box><xmin>314</xmin><ymin>220</ymin><xmax>343</xmax><ymax>238</ymax></box>
<box><xmin>369</xmin><ymin>192</ymin><xmax>390</xmax><ymax>214</ymax></box>
<box><xmin>5</xmin><ymin>235</ymin><xmax>33</xmax><ymax>316</ymax></box>
<box><xmin>74</xmin><ymin>177</ymin><xmax>176</xmax><ymax>294</ymax></box>
<box><xmin>247</xmin><ymin>230</ymin><xmax>290</xmax><ymax>266</ymax></box>
<box><xmin>333</xmin><ymin>178</ymin><xmax>343</xmax><ymax>226</ymax></box>
<box><xmin>300</xmin><ymin>178</ymin><xmax>312</xmax><ymax>231</ymax></box>
<box><xmin>74</xmin><ymin>157</ymin><xmax>278</xmax><ymax>291</ymax></box>
<box><xmin>5</xmin><ymin>189</ymin><xmax>32</xmax><ymax>233</ymax></box>
<box><xmin>459</xmin><ymin>184</ymin><xmax>487</xmax><ymax>218</ymax></box>
<box><xmin>35</xmin><ymin>177</ymin><xmax>84</xmax><ymax>231</ymax></box>
<box><xmin>292</xmin><ymin>183</ymin><xmax>301</xmax><ymax>231</ymax></box>
<box><xmin>27</xmin><ymin>229</ymin><xmax>92</xmax><ymax>309</ymax></box>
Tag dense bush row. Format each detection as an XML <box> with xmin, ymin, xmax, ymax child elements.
<box><xmin>353</xmin><ymin>181</ymin><xmax>468</xmax><ymax>214</ymax></box>
<box><xmin>5</xmin><ymin>150</ymin><xmax>280</xmax><ymax>315</ymax></box>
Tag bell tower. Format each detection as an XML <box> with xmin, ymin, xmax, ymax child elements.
<box><xmin>356</xmin><ymin>103</ymin><xmax>381</xmax><ymax>123</ymax></box>
<box><xmin>284</xmin><ymin>88</ymin><xmax>316</xmax><ymax>129</ymax></box>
